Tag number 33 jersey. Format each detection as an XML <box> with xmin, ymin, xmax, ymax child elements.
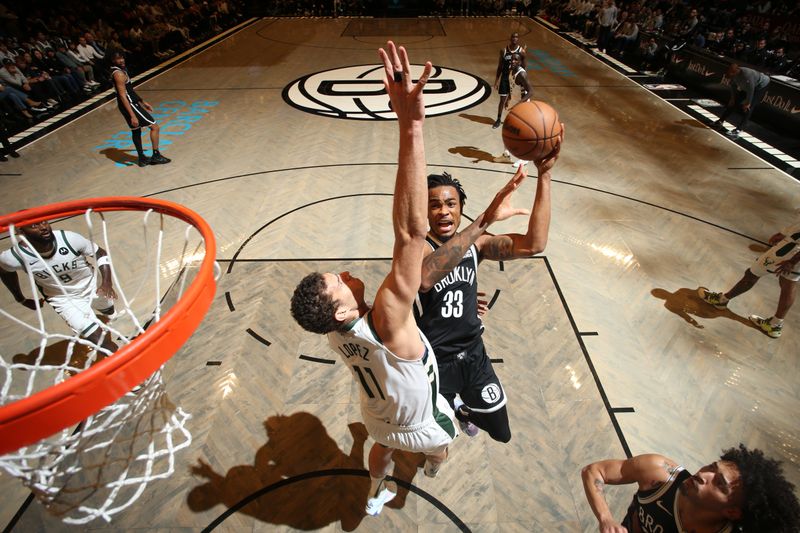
<box><xmin>414</xmin><ymin>237</ymin><xmax>482</xmax><ymax>360</ymax></box>
<box><xmin>0</xmin><ymin>230</ymin><xmax>99</xmax><ymax>298</ymax></box>
<box><xmin>327</xmin><ymin>312</ymin><xmax>442</xmax><ymax>427</ymax></box>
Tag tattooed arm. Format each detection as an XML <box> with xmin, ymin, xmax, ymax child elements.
<box><xmin>581</xmin><ymin>454</ymin><xmax>678</xmax><ymax>533</ymax></box>
<box><xmin>420</xmin><ymin>166</ymin><xmax>530</xmax><ymax>292</ymax></box>
<box><xmin>477</xmin><ymin>129</ymin><xmax>562</xmax><ymax>261</ymax></box>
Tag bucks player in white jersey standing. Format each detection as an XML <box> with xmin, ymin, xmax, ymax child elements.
<box><xmin>291</xmin><ymin>42</ymin><xmax>456</xmax><ymax>517</ymax></box>
<box><xmin>0</xmin><ymin>220</ymin><xmax>117</xmax><ymax>353</ymax></box>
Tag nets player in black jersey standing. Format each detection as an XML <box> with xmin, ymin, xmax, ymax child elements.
<box><xmin>493</xmin><ymin>32</ymin><xmax>527</xmax><ymax>129</ymax></box>
<box><xmin>581</xmin><ymin>445</ymin><xmax>800</xmax><ymax>533</ymax></box>
<box><xmin>414</xmin><ymin>135</ymin><xmax>562</xmax><ymax>443</ymax></box>
<box><xmin>110</xmin><ymin>53</ymin><xmax>171</xmax><ymax>167</ymax></box>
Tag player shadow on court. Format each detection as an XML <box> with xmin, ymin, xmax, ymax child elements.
<box><xmin>13</xmin><ymin>339</ymin><xmax>94</xmax><ymax>370</ymax></box>
<box><xmin>187</xmin><ymin>411</ymin><xmax>422</xmax><ymax>530</ymax></box>
<box><xmin>458</xmin><ymin>113</ymin><xmax>496</xmax><ymax>126</ymax></box>
<box><xmin>651</xmin><ymin>287</ymin><xmax>754</xmax><ymax>330</ymax></box>
<box><xmin>449</xmin><ymin>146</ymin><xmax>512</xmax><ymax>165</ymax></box>
<box><xmin>98</xmin><ymin>148</ymin><xmax>140</xmax><ymax>166</ymax></box>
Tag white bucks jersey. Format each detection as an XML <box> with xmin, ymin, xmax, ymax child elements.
<box><xmin>0</xmin><ymin>230</ymin><xmax>99</xmax><ymax>298</ymax></box>
<box><xmin>327</xmin><ymin>311</ymin><xmax>440</xmax><ymax>426</ymax></box>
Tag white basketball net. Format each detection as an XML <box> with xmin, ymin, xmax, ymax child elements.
<box><xmin>0</xmin><ymin>207</ymin><xmax>212</xmax><ymax>524</ymax></box>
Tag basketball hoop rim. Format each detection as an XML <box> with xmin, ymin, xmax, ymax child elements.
<box><xmin>0</xmin><ymin>197</ymin><xmax>217</xmax><ymax>456</ymax></box>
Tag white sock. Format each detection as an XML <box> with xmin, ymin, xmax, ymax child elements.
<box><xmin>719</xmin><ymin>294</ymin><xmax>729</xmax><ymax>303</ymax></box>
<box><xmin>770</xmin><ymin>317</ymin><xmax>784</xmax><ymax>326</ymax></box>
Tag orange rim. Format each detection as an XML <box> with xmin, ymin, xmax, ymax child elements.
<box><xmin>0</xmin><ymin>197</ymin><xmax>217</xmax><ymax>456</ymax></box>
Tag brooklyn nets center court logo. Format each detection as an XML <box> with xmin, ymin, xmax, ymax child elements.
<box><xmin>282</xmin><ymin>64</ymin><xmax>491</xmax><ymax>120</ymax></box>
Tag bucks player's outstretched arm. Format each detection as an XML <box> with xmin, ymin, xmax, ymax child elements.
<box><xmin>477</xmin><ymin>128</ymin><xmax>564</xmax><ymax>261</ymax></box>
<box><xmin>371</xmin><ymin>41</ymin><xmax>432</xmax><ymax>361</ymax></box>
<box><xmin>420</xmin><ymin>166</ymin><xmax>531</xmax><ymax>292</ymax></box>
<box><xmin>581</xmin><ymin>454</ymin><xmax>677</xmax><ymax>533</ymax></box>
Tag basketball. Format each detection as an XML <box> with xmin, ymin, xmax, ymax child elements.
<box><xmin>501</xmin><ymin>101</ymin><xmax>562</xmax><ymax>161</ymax></box>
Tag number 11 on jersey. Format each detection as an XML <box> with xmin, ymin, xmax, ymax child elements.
<box><xmin>353</xmin><ymin>365</ymin><xmax>385</xmax><ymax>400</ymax></box>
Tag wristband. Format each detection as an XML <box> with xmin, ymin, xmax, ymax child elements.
<box><xmin>96</xmin><ymin>256</ymin><xmax>111</xmax><ymax>267</ymax></box>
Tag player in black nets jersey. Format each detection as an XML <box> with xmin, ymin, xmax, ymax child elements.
<box><xmin>414</xmin><ymin>133</ymin><xmax>562</xmax><ymax>443</ymax></box>
<box><xmin>493</xmin><ymin>32</ymin><xmax>526</xmax><ymax>129</ymax></box>
<box><xmin>110</xmin><ymin>53</ymin><xmax>171</xmax><ymax>167</ymax></box>
<box><xmin>582</xmin><ymin>445</ymin><xmax>800</xmax><ymax>533</ymax></box>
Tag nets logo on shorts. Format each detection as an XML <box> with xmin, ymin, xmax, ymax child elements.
<box><xmin>481</xmin><ymin>384</ymin><xmax>502</xmax><ymax>405</ymax></box>
<box><xmin>282</xmin><ymin>64</ymin><xmax>491</xmax><ymax>120</ymax></box>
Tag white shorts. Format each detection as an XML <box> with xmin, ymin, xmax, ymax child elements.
<box><xmin>362</xmin><ymin>393</ymin><xmax>457</xmax><ymax>455</ymax></box>
<box><xmin>47</xmin><ymin>286</ymin><xmax>114</xmax><ymax>337</ymax></box>
<box><xmin>750</xmin><ymin>240</ymin><xmax>800</xmax><ymax>282</ymax></box>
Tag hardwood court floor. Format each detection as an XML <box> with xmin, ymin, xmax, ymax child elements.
<box><xmin>0</xmin><ymin>16</ymin><xmax>798</xmax><ymax>532</ymax></box>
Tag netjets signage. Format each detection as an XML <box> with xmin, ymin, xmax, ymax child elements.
<box><xmin>283</xmin><ymin>64</ymin><xmax>491</xmax><ymax>120</ymax></box>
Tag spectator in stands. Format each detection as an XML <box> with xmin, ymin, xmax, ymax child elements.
<box><xmin>76</xmin><ymin>36</ymin><xmax>104</xmax><ymax>64</ymax></box>
<box><xmin>756</xmin><ymin>0</ymin><xmax>772</xmax><ymax>14</ymax></box>
<box><xmin>640</xmin><ymin>36</ymin><xmax>659</xmax><ymax>70</ymax></box>
<box><xmin>611</xmin><ymin>15</ymin><xmax>639</xmax><ymax>56</ymax></box>
<box><xmin>718</xmin><ymin>28</ymin><xmax>737</xmax><ymax>55</ymax></box>
<box><xmin>32</xmin><ymin>32</ymin><xmax>52</xmax><ymax>53</ymax></box>
<box><xmin>765</xmin><ymin>46</ymin><xmax>790</xmax><ymax>74</ymax></box>
<box><xmin>45</xmin><ymin>48</ymin><xmax>85</xmax><ymax>92</ymax></box>
<box><xmin>104</xmin><ymin>32</ymin><xmax>130</xmax><ymax>58</ymax></box>
<box><xmin>0</xmin><ymin>41</ymin><xmax>16</xmax><ymax>64</ymax></box>
<box><xmin>692</xmin><ymin>27</ymin><xmax>706</xmax><ymax>48</ymax></box>
<box><xmin>31</xmin><ymin>49</ymin><xmax>80</xmax><ymax>100</ymax></box>
<box><xmin>16</xmin><ymin>55</ymin><xmax>64</xmax><ymax>105</ymax></box>
<box><xmin>596</xmin><ymin>0</ymin><xmax>619</xmax><ymax>52</ymax></box>
<box><xmin>0</xmin><ymin>59</ymin><xmax>55</xmax><ymax>107</ymax></box>
<box><xmin>67</xmin><ymin>41</ymin><xmax>102</xmax><ymax>85</ymax></box>
<box><xmin>575</xmin><ymin>0</ymin><xmax>597</xmax><ymax>31</ymax></box>
<box><xmin>680</xmin><ymin>7</ymin><xmax>699</xmax><ymax>38</ymax></box>
<box><xmin>574</xmin><ymin>0</ymin><xmax>598</xmax><ymax>34</ymax></box>
<box><xmin>84</xmin><ymin>32</ymin><xmax>106</xmax><ymax>58</ymax></box>
<box><xmin>731</xmin><ymin>40</ymin><xmax>749</xmax><ymax>60</ymax></box>
<box><xmin>55</xmin><ymin>44</ymin><xmax>99</xmax><ymax>89</ymax></box>
<box><xmin>642</xmin><ymin>8</ymin><xmax>664</xmax><ymax>32</ymax></box>
<box><xmin>736</xmin><ymin>21</ymin><xmax>754</xmax><ymax>43</ymax></box>
<box><xmin>748</xmin><ymin>38</ymin><xmax>770</xmax><ymax>66</ymax></box>
<box><xmin>0</xmin><ymin>81</ymin><xmax>47</xmax><ymax>120</ymax></box>
<box><xmin>583</xmin><ymin>2</ymin><xmax>603</xmax><ymax>39</ymax></box>
<box><xmin>705</xmin><ymin>32</ymin><xmax>723</xmax><ymax>53</ymax></box>
<box><xmin>755</xmin><ymin>20</ymin><xmax>771</xmax><ymax>41</ymax></box>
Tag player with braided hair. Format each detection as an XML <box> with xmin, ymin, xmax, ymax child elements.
<box><xmin>582</xmin><ymin>444</ymin><xmax>800</xmax><ymax>533</ymax></box>
<box><xmin>414</xmin><ymin>141</ymin><xmax>561</xmax><ymax>443</ymax></box>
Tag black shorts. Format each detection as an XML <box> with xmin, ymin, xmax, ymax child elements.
<box><xmin>118</xmin><ymin>101</ymin><xmax>156</xmax><ymax>130</ymax></box>
<box><xmin>498</xmin><ymin>75</ymin><xmax>511</xmax><ymax>97</ymax></box>
<box><xmin>437</xmin><ymin>339</ymin><xmax>506</xmax><ymax>414</ymax></box>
